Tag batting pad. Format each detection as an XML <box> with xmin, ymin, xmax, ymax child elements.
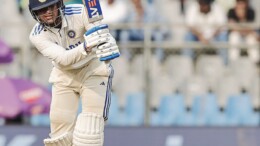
<box><xmin>73</xmin><ymin>113</ymin><xmax>105</xmax><ymax>146</ymax></box>
<box><xmin>44</xmin><ymin>132</ymin><xmax>72</xmax><ymax>146</ymax></box>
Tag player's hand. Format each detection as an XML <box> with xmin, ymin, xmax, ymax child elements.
<box><xmin>84</xmin><ymin>24</ymin><xmax>120</xmax><ymax>61</ymax></box>
<box><xmin>96</xmin><ymin>37</ymin><xmax>120</xmax><ymax>61</ymax></box>
<box><xmin>84</xmin><ymin>24</ymin><xmax>110</xmax><ymax>49</ymax></box>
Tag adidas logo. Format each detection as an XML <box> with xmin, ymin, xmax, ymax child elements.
<box><xmin>100</xmin><ymin>82</ymin><xmax>105</xmax><ymax>86</ymax></box>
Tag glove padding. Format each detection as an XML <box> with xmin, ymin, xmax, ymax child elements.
<box><xmin>84</xmin><ymin>24</ymin><xmax>120</xmax><ymax>61</ymax></box>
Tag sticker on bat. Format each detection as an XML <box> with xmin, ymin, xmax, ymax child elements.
<box><xmin>84</xmin><ymin>0</ymin><xmax>103</xmax><ymax>22</ymax></box>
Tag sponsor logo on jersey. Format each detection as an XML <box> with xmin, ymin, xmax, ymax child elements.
<box><xmin>66</xmin><ymin>41</ymin><xmax>82</xmax><ymax>50</ymax></box>
<box><xmin>68</xmin><ymin>30</ymin><xmax>76</xmax><ymax>38</ymax></box>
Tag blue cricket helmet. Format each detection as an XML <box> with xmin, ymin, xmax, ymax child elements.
<box><xmin>29</xmin><ymin>0</ymin><xmax>65</xmax><ymax>21</ymax></box>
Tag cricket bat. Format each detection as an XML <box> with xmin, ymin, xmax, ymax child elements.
<box><xmin>82</xmin><ymin>0</ymin><xmax>119</xmax><ymax>61</ymax></box>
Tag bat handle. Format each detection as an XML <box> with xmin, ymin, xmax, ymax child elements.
<box><xmin>96</xmin><ymin>42</ymin><xmax>111</xmax><ymax>64</ymax></box>
<box><xmin>86</xmin><ymin>24</ymin><xmax>115</xmax><ymax>64</ymax></box>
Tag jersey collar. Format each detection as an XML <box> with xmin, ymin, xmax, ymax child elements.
<box><xmin>61</xmin><ymin>15</ymin><xmax>68</xmax><ymax>28</ymax></box>
<box><xmin>49</xmin><ymin>16</ymin><xmax>68</xmax><ymax>33</ymax></box>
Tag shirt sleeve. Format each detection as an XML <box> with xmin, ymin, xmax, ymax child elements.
<box><xmin>185</xmin><ymin>4</ymin><xmax>197</xmax><ymax>27</ymax></box>
<box><xmin>29</xmin><ymin>33</ymin><xmax>86</xmax><ymax>67</ymax></box>
<box><xmin>81</xmin><ymin>5</ymin><xmax>90</xmax><ymax>29</ymax></box>
<box><xmin>214</xmin><ymin>5</ymin><xmax>227</xmax><ymax>26</ymax></box>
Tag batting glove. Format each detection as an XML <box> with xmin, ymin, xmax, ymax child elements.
<box><xmin>84</xmin><ymin>24</ymin><xmax>120</xmax><ymax>61</ymax></box>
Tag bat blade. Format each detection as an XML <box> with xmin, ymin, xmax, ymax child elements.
<box><xmin>82</xmin><ymin>0</ymin><xmax>103</xmax><ymax>23</ymax></box>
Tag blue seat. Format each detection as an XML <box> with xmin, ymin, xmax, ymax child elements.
<box><xmin>158</xmin><ymin>95</ymin><xmax>176</xmax><ymax>126</ymax></box>
<box><xmin>157</xmin><ymin>93</ymin><xmax>186</xmax><ymax>126</ymax></box>
<box><xmin>239</xmin><ymin>94</ymin><xmax>258</xmax><ymax>126</ymax></box>
<box><xmin>172</xmin><ymin>94</ymin><xmax>186</xmax><ymax>126</ymax></box>
<box><xmin>242</xmin><ymin>112</ymin><xmax>260</xmax><ymax>126</ymax></box>
<box><xmin>209</xmin><ymin>112</ymin><xmax>228</xmax><ymax>126</ymax></box>
<box><xmin>226</xmin><ymin>93</ymin><xmax>255</xmax><ymax>126</ymax></box>
<box><xmin>107</xmin><ymin>93</ymin><xmax>122</xmax><ymax>126</ymax></box>
<box><xmin>124</xmin><ymin>92</ymin><xmax>145</xmax><ymax>126</ymax></box>
<box><xmin>191</xmin><ymin>95</ymin><xmax>206</xmax><ymax>126</ymax></box>
<box><xmin>191</xmin><ymin>93</ymin><xmax>221</xmax><ymax>126</ymax></box>
<box><xmin>107</xmin><ymin>93</ymin><xmax>129</xmax><ymax>126</ymax></box>
<box><xmin>225</xmin><ymin>95</ymin><xmax>240</xmax><ymax>126</ymax></box>
<box><xmin>150</xmin><ymin>110</ymin><xmax>160</xmax><ymax>126</ymax></box>
<box><xmin>177</xmin><ymin>112</ymin><xmax>196</xmax><ymax>126</ymax></box>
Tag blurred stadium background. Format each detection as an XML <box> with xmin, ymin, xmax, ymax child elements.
<box><xmin>0</xmin><ymin>0</ymin><xmax>260</xmax><ymax>146</ymax></box>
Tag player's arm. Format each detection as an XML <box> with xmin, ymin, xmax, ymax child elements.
<box><xmin>50</xmin><ymin>27</ymin><xmax>114</xmax><ymax>70</ymax></box>
<box><xmin>30</xmin><ymin>34</ymin><xmax>88</xmax><ymax>67</ymax></box>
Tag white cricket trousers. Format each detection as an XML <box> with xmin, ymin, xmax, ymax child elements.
<box><xmin>48</xmin><ymin>58</ymin><xmax>113</xmax><ymax>138</ymax></box>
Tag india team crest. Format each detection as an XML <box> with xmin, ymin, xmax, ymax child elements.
<box><xmin>68</xmin><ymin>30</ymin><xmax>76</xmax><ymax>38</ymax></box>
<box><xmin>39</xmin><ymin>0</ymin><xmax>47</xmax><ymax>3</ymax></box>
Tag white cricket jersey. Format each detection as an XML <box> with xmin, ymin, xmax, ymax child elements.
<box><xmin>29</xmin><ymin>4</ymin><xmax>97</xmax><ymax>70</ymax></box>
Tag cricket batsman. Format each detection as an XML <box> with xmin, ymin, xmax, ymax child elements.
<box><xmin>28</xmin><ymin>0</ymin><xmax>120</xmax><ymax>145</ymax></box>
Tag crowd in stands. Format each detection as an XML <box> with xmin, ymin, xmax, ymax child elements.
<box><xmin>0</xmin><ymin>0</ymin><xmax>259</xmax><ymax>126</ymax></box>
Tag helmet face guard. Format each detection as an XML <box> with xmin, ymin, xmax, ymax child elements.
<box><xmin>29</xmin><ymin>0</ymin><xmax>64</xmax><ymax>28</ymax></box>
